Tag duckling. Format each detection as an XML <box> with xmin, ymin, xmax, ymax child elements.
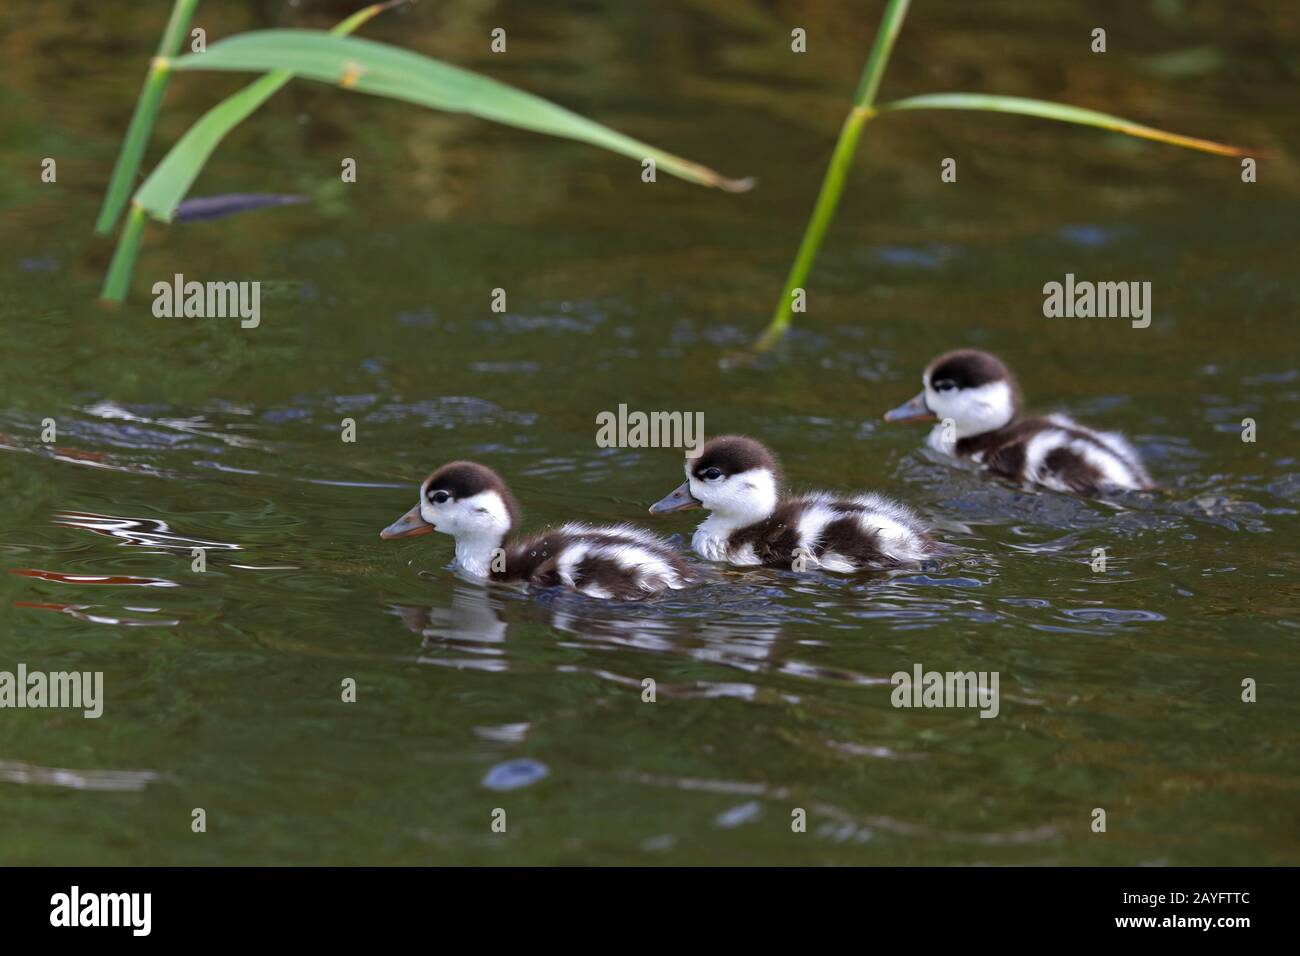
<box><xmin>648</xmin><ymin>435</ymin><xmax>935</xmax><ymax>571</ymax></box>
<box><xmin>883</xmin><ymin>349</ymin><xmax>1152</xmax><ymax>495</ymax></box>
<box><xmin>381</xmin><ymin>461</ymin><xmax>690</xmax><ymax>599</ymax></box>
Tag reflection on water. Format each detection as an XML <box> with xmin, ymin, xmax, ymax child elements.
<box><xmin>0</xmin><ymin>760</ymin><xmax>168</xmax><ymax>793</ymax></box>
<box><xmin>389</xmin><ymin>583</ymin><xmax>890</xmax><ymax>693</ymax></box>
<box><xmin>391</xmin><ymin>584</ymin><xmax>511</xmax><ymax>672</ymax></box>
<box><xmin>3</xmin><ymin>344</ymin><xmax>1297</xmax><ymax>864</ymax></box>
<box><xmin>629</xmin><ymin>771</ymin><xmax>1062</xmax><ymax>847</ymax></box>
<box><xmin>53</xmin><ymin>511</ymin><xmax>243</xmax><ymax>552</ymax></box>
<box><xmin>13</xmin><ymin>601</ymin><xmax>182</xmax><ymax>627</ymax></box>
<box><xmin>11</xmin><ymin>567</ymin><xmax>177</xmax><ymax>587</ymax></box>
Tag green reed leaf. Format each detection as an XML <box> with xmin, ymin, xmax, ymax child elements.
<box><xmin>877</xmin><ymin>92</ymin><xmax>1248</xmax><ymax>157</ymax></box>
<box><xmin>163</xmin><ymin>29</ymin><xmax>753</xmax><ymax>194</ymax></box>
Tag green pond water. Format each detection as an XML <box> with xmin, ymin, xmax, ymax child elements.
<box><xmin>1</xmin><ymin>0</ymin><xmax>1298</xmax><ymax>865</ymax></box>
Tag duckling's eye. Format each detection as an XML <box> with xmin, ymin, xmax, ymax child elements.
<box><xmin>428</xmin><ymin>490</ymin><xmax>451</xmax><ymax>504</ymax></box>
<box><xmin>933</xmin><ymin>379</ymin><xmax>957</xmax><ymax>393</ymax></box>
<box><xmin>700</xmin><ymin>467</ymin><xmax>724</xmax><ymax>481</ymax></box>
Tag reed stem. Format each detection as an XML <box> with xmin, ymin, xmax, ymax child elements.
<box><xmin>100</xmin><ymin>203</ymin><xmax>148</xmax><ymax>304</ymax></box>
<box><xmin>754</xmin><ymin>0</ymin><xmax>910</xmax><ymax>352</ymax></box>
<box><xmin>95</xmin><ymin>0</ymin><xmax>200</xmax><ymax>235</ymax></box>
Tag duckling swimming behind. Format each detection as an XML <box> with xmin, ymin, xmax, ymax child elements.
<box><xmin>381</xmin><ymin>461</ymin><xmax>690</xmax><ymax>599</ymax></box>
<box><xmin>883</xmin><ymin>349</ymin><xmax>1152</xmax><ymax>495</ymax></box>
<box><xmin>648</xmin><ymin>435</ymin><xmax>936</xmax><ymax>572</ymax></box>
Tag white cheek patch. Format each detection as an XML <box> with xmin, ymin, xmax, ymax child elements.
<box><xmin>433</xmin><ymin>491</ymin><xmax>514</xmax><ymax>580</ymax></box>
<box><xmin>418</xmin><ymin>494</ymin><xmax>440</xmax><ymax>529</ymax></box>
<box><xmin>420</xmin><ymin>502</ymin><xmax>458</xmax><ymax>535</ymax></box>
<box><xmin>688</xmin><ymin>468</ymin><xmax>778</xmax><ymax>565</ymax></box>
<box><xmin>928</xmin><ymin>380</ymin><xmax>1014</xmax><ymax>439</ymax></box>
<box><xmin>694</xmin><ymin>468</ymin><xmax>778</xmax><ymax>522</ymax></box>
<box><xmin>458</xmin><ymin>491</ymin><xmax>512</xmax><ymax>533</ymax></box>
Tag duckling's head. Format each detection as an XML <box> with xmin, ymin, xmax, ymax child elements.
<box><xmin>381</xmin><ymin>461</ymin><xmax>518</xmax><ymax>544</ymax></box>
<box><xmin>884</xmin><ymin>349</ymin><xmax>1019</xmax><ymax>438</ymax></box>
<box><xmin>649</xmin><ymin>435</ymin><xmax>781</xmax><ymax>524</ymax></box>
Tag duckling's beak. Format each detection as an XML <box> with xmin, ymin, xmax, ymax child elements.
<box><xmin>883</xmin><ymin>391</ymin><xmax>936</xmax><ymax>424</ymax></box>
<box><xmin>380</xmin><ymin>504</ymin><xmax>434</xmax><ymax>540</ymax></box>
<box><xmin>648</xmin><ymin>480</ymin><xmax>701</xmax><ymax>515</ymax></box>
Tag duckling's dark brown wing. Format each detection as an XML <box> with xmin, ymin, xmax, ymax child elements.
<box><xmin>1041</xmin><ymin>447</ymin><xmax>1108</xmax><ymax>495</ymax></box>
<box><xmin>728</xmin><ymin>500</ymin><xmax>808</xmax><ymax>567</ymax></box>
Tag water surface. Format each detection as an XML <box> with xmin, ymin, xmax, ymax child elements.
<box><xmin>1</xmin><ymin>0</ymin><xmax>1298</xmax><ymax>865</ymax></box>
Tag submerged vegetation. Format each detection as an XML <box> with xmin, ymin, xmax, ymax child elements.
<box><xmin>96</xmin><ymin>0</ymin><xmax>750</xmax><ymax>303</ymax></box>
<box><xmin>753</xmin><ymin>0</ymin><xmax>1251</xmax><ymax>351</ymax></box>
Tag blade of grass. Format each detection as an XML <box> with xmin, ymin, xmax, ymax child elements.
<box><xmin>877</xmin><ymin>92</ymin><xmax>1248</xmax><ymax>157</ymax></box>
<box><xmin>755</xmin><ymin>4</ymin><xmax>1253</xmax><ymax>351</ymax></box>
<box><xmin>161</xmin><ymin>30</ymin><xmax>753</xmax><ymax>192</ymax></box>
<box><xmin>754</xmin><ymin>0</ymin><xmax>910</xmax><ymax>352</ymax></box>
<box><xmin>100</xmin><ymin>1</ymin><xmax>406</xmax><ymax>303</ymax></box>
<box><xmin>137</xmin><ymin>1</ymin><xmax>410</xmax><ymax>224</ymax></box>
<box><xmin>95</xmin><ymin>0</ymin><xmax>200</xmax><ymax>235</ymax></box>
<box><xmin>100</xmin><ymin>203</ymin><xmax>148</xmax><ymax>306</ymax></box>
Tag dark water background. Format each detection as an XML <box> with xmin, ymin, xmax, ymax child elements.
<box><xmin>1</xmin><ymin>0</ymin><xmax>1298</xmax><ymax>864</ymax></box>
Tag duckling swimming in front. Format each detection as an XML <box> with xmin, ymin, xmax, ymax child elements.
<box><xmin>648</xmin><ymin>435</ymin><xmax>936</xmax><ymax>572</ymax></box>
<box><xmin>381</xmin><ymin>461</ymin><xmax>690</xmax><ymax>599</ymax></box>
<box><xmin>883</xmin><ymin>349</ymin><xmax>1152</xmax><ymax>495</ymax></box>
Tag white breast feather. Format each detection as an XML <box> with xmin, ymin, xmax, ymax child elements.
<box><xmin>693</xmin><ymin>517</ymin><xmax>757</xmax><ymax>564</ymax></box>
<box><xmin>926</xmin><ymin>423</ymin><xmax>956</xmax><ymax>456</ymax></box>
